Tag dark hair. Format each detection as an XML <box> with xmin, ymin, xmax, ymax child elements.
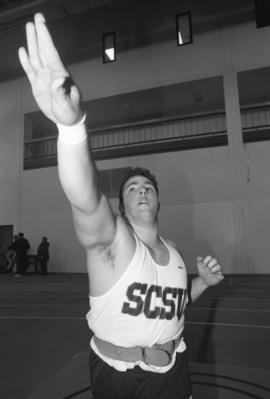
<box><xmin>118</xmin><ymin>167</ymin><xmax>159</xmax><ymax>215</ymax></box>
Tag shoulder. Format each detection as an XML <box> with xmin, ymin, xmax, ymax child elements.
<box><xmin>162</xmin><ymin>237</ymin><xmax>185</xmax><ymax>257</ymax></box>
<box><xmin>162</xmin><ymin>237</ymin><xmax>178</xmax><ymax>249</ymax></box>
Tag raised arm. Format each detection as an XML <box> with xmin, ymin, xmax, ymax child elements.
<box><xmin>18</xmin><ymin>13</ymin><xmax>116</xmax><ymax>250</ymax></box>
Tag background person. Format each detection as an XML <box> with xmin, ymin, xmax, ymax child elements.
<box><xmin>12</xmin><ymin>232</ymin><xmax>30</xmax><ymax>277</ymax></box>
<box><xmin>37</xmin><ymin>236</ymin><xmax>50</xmax><ymax>275</ymax></box>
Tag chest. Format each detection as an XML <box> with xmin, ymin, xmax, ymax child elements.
<box><xmin>146</xmin><ymin>243</ymin><xmax>170</xmax><ymax>266</ymax></box>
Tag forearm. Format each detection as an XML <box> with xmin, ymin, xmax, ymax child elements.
<box><xmin>190</xmin><ymin>275</ymin><xmax>209</xmax><ymax>303</ymax></box>
<box><xmin>57</xmin><ymin>120</ymin><xmax>100</xmax><ymax>214</ymax></box>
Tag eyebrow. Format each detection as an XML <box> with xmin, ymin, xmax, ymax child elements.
<box><xmin>124</xmin><ymin>179</ymin><xmax>154</xmax><ymax>191</ymax></box>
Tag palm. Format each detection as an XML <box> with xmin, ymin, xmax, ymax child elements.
<box><xmin>18</xmin><ymin>13</ymin><xmax>82</xmax><ymax>125</ymax></box>
<box><xmin>33</xmin><ymin>69</ymin><xmax>81</xmax><ymax>125</ymax></box>
<box><xmin>31</xmin><ymin>68</ymin><xmax>57</xmax><ymax>121</ymax></box>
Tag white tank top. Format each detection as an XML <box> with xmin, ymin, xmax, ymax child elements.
<box><xmin>86</xmin><ymin>233</ymin><xmax>189</xmax><ymax>373</ymax></box>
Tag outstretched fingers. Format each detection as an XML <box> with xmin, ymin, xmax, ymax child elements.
<box><xmin>18</xmin><ymin>46</ymin><xmax>36</xmax><ymax>84</ymax></box>
<box><xmin>26</xmin><ymin>21</ymin><xmax>43</xmax><ymax>71</ymax></box>
<box><xmin>18</xmin><ymin>17</ymin><xmax>43</xmax><ymax>85</ymax></box>
<box><xmin>34</xmin><ymin>13</ymin><xmax>68</xmax><ymax>75</ymax></box>
<box><xmin>19</xmin><ymin>13</ymin><xmax>82</xmax><ymax>125</ymax></box>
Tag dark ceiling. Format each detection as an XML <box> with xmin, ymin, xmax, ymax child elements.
<box><xmin>0</xmin><ymin>0</ymin><xmax>255</xmax><ymax>81</ymax></box>
<box><xmin>1</xmin><ymin>0</ymin><xmax>268</xmax><ymax>136</ymax></box>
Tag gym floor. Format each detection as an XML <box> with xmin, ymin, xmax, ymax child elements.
<box><xmin>0</xmin><ymin>273</ymin><xmax>269</xmax><ymax>399</ymax></box>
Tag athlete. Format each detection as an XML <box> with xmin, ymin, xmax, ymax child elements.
<box><xmin>19</xmin><ymin>13</ymin><xmax>224</xmax><ymax>399</ymax></box>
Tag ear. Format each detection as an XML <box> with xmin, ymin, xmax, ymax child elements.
<box><xmin>119</xmin><ymin>202</ymin><xmax>125</xmax><ymax>216</ymax></box>
<box><xmin>157</xmin><ymin>202</ymin><xmax>160</xmax><ymax>213</ymax></box>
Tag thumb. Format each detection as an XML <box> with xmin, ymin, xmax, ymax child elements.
<box><xmin>196</xmin><ymin>257</ymin><xmax>205</xmax><ymax>270</ymax></box>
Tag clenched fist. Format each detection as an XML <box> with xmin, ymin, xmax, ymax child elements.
<box><xmin>196</xmin><ymin>256</ymin><xmax>224</xmax><ymax>287</ymax></box>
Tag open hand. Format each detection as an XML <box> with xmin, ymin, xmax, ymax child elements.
<box><xmin>18</xmin><ymin>13</ymin><xmax>83</xmax><ymax>125</ymax></box>
<box><xmin>196</xmin><ymin>256</ymin><xmax>224</xmax><ymax>287</ymax></box>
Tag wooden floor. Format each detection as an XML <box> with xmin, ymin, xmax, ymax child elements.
<box><xmin>0</xmin><ymin>273</ymin><xmax>269</xmax><ymax>399</ymax></box>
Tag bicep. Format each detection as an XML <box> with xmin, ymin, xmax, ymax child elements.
<box><xmin>72</xmin><ymin>193</ymin><xmax>117</xmax><ymax>249</ymax></box>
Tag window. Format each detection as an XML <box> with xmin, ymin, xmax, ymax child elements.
<box><xmin>176</xmin><ymin>12</ymin><xmax>193</xmax><ymax>46</ymax></box>
<box><xmin>254</xmin><ymin>0</ymin><xmax>270</xmax><ymax>28</ymax></box>
<box><xmin>103</xmin><ymin>32</ymin><xmax>116</xmax><ymax>63</ymax></box>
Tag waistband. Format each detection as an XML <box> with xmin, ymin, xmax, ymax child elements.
<box><xmin>93</xmin><ymin>335</ymin><xmax>182</xmax><ymax>367</ymax></box>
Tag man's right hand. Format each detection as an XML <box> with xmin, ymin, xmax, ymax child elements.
<box><xmin>18</xmin><ymin>13</ymin><xmax>83</xmax><ymax>126</ymax></box>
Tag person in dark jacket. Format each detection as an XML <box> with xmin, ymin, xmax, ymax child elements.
<box><xmin>37</xmin><ymin>237</ymin><xmax>50</xmax><ymax>275</ymax></box>
<box><xmin>12</xmin><ymin>232</ymin><xmax>30</xmax><ymax>277</ymax></box>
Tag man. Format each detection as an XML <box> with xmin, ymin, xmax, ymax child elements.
<box><xmin>12</xmin><ymin>232</ymin><xmax>30</xmax><ymax>277</ymax></box>
<box><xmin>19</xmin><ymin>14</ymin><xmax>224</xmax><ymax>398</ymax></box>
<box><xmin>37</xmin><ymin>236</ymin><xmax>50</xmax><ymax>275</ymax></box>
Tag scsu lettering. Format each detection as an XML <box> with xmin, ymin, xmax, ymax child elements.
<box><xmin>121</xmin><ymin>282</ymin><xmax>187</xmax><ymax>320</ymax></box>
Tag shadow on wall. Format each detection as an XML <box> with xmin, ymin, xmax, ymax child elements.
<box><xmin>159</xmin><ymin>166</ymin><xmax>255</xmax><ymax>274</ymax></box>
<box><xmin>159</xmin><ymin>168</ymin><xmax>217</xmax><ymax>273</ymax></box>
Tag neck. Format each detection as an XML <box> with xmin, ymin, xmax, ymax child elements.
<box><xmin>129</xmin><ymin>219</ymin><xmax>160</xmax><ymax>247</ymax></box>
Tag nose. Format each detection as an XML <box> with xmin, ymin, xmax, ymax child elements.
<box><xmin>139</xmin><ymin>186</ymin><xmax>148</xmax><ymax>196</ymax></box>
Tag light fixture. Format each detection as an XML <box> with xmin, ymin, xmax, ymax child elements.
<box><xmin>103</xmin><ymin>32</ymin><xmax>116</xmax><ymax>63</ymax></box>
<box><xmin>176</xmin><ymin>12</ymin><xmax>193</xmax><ymax>46</ymax></box>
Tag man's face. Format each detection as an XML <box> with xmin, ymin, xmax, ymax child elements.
<box><xmin>122</xmin><ymin>175</ymin><xmax>159</xmax><ymax>222</ymax></box>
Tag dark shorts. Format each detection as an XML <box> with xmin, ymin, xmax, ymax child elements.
<box><xmin>89</xmin><ymin>348</ymin><xmax>192</xmax><ymax>399</ymax></box>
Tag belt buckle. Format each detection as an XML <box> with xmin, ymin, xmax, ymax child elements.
<box><xmin>142</xmin><ymin>346</ymin><xmax>172</xmax><ymax>367</ymax></box>
<box><xmin>142</xmin><ymin>347</ymin><xmax>150</xmax><ymax>365</ymax></box>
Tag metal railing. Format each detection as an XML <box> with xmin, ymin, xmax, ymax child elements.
<box><xmin>24</xmin><ymin>111</ymin><xmax>227</xmax><ymax>165</ymax></box>
<box><xmin>24</xmin><ymin>105</ymin><xmax>270</xmax><ymax>167</ymax></box>
<box><xmin>24</xmin><ymin>136</ymin><xmax>57</xmax><ymax>161</ymax></box>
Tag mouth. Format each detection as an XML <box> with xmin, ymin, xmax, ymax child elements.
<box><xmin>138</xmin><ymin>200</ymin><xmax>149</xmax><ymax>205</ymax></box>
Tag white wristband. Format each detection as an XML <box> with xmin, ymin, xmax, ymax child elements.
<box><xmin>57</xmin><ymin>114</ymin><xmax>87</xmax><ymax>144</ymax></box>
